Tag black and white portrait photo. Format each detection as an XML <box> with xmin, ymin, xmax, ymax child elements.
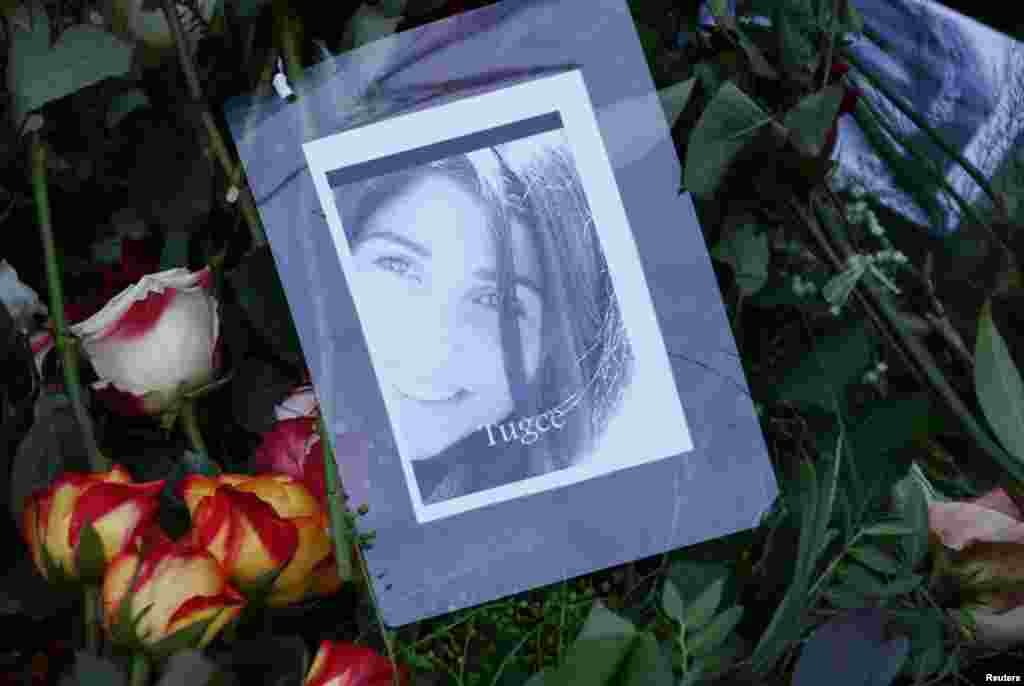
<box><xmin>304</xmin><ymin>69</ymin><xmax>692</xmax><ymax>523</ymax></box>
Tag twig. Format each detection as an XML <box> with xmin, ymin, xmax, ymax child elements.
<box><xmin>30</xmin><ymin>133</ymin><xmax>110</xmax><ymax>474</ymax></box>
<box><xmin>160</xmin><ymin>0</ymin><xmax>266</xmax><ymax>249</ymax></box>
<box><xmin>795</xmin><ymin>191</ymin><xmax>1024</xmax><ymax>486</ymax></box>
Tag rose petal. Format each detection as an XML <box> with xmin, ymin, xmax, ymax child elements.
<box><xmin>972</xmin><ymin>488</ymin><xmax>1023</xmax><ymax>520</ymax></box>
<box><xmin>929</xmin><ymin>501</ymin><xmax>1024</xmax><ymax>550</ymax></box>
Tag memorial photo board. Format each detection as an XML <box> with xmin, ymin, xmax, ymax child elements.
<box><xmin>224</xmin><ymin>0</ymin><xmax>778</xmax><ymax>627</ymax></box>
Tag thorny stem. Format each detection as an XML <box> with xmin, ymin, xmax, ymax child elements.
<box><xmin>30</xmin><ymin>132</ymin><xmax>110</xmax><ymax>474</ymax></box>
<box><xmin>160</xmin><ymin>0</ymin><xmax>266</xmax><ymax>249</ymax></box>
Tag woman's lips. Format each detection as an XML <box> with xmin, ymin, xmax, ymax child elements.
<box><xmin>393</xmin><ymin>385</ymin><xmax>467</xmax><ymax>404</ymax></box>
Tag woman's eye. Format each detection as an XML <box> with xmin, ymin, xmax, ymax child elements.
<box><xmin>374</xmin><ymin>255</ymin><xmax>416</xmax><ymax>279</ymax></box>
<box><xmin>477</xmin><ymin>291</ymin><xmax>527</xmax><ymax>319</ymax></box>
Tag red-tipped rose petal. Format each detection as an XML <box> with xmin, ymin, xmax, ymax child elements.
<box><xmin>96</xmin><ymin>288</ymin><xmax>178</xmax><ymax>342</ymax></box>
<box><xmin>191</xmin><ymin>490</ymin><xmax>244</xmax><ymax>570</ymax></box>
<box><xmin>222</xmin><ymin>488</ymin><xmax>299</xmax><ymax>566</ymax></box>
<box><xmin>305</xmin><ymin>641</ymin><xmax>410</xmax><ymax>686</ymax></box>
<box><xmin>196</xmin><ymin>267</ymin><xmax>213</xmax><ymax>290</ymax></box>
<box><xmin>69</xmin><ymin>480</ymin><xmax>165</xmax><ymax>549</ymax></box>
<box><xmin>167</xmin><ymin>589</ymin><xmax>246</xmax><ymax>629</ymax></box>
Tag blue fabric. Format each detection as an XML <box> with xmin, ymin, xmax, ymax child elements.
<box><xmin>695</xmin><ymin>0</ymin><xmax>1024</xmax><ymax>236</ymax></box>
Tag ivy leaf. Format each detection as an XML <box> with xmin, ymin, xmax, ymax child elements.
<box><xmin>784</xmin><ymin>84</ymin><xmax>845</xmax><ymax>157</ymax></box>
<box><xmin>711</xmin><ymin>221</ymin><xmax>770</xmax><ymax>296</ymax></box>
<box><xmin>7</xmin><ymin>0</ymin><xmax>134</xmax><ymax>127</ymax></box>
<box><xmin>657</xmin><ymin>77</ymin><xmax>696</xmax><ymax>129</ymax></box>
<box><xmin>683</xmin><ymin>81</ymin><xmax>770</xmax><ymax>197</ymax></box>
<box><xmin>975</xmin><ymin>298</ymin><xmax>1024</xmax><ymax>461</ymax></box>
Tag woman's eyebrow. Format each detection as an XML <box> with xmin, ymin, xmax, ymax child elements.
<box><xmin>357</xmin><ymin>231</ymin><xmax>430</xmax><ymax>257</ymax></box>
<box><xmin>473</xmin><ymin>268</ymin><xmax>543</xmax><ymax>301</ymax></box>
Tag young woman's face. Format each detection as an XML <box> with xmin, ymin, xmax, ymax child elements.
<box><xmin>352</xmin><ymin>171</ymin><xmax>545</xmax><ymax>461</ymax></box>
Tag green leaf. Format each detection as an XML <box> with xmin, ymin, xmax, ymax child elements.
<box><xmin>813</xmin><ymin>433</ymin><xmax>843</xmax><ymax>568</ymax></box>
<box><xmin>544</xmin><ymin>601</ymin><xmax>637</xmax><ymax>686</ymax></box>
<box><xmin>841</xmin><ymin>3</ymin><xmax>865</xmax><ymax>35</ymax></box>
<box><xmin>839</xmin><ymin>562</ymin><xmax>886</xmax><ymax>597</ymax></box>
<box><xmin>784</xmin><ymin>84</ymin><xmax>845</xmax><ymax>157</ymax></box>
<box><xmin>891</xmin><ymin>469</ymin><xmax>931</xmax><ymax>570</ymax></box>
<box><xmin>773</xmin><ymin>320</ymin><xmax>873</xmax><ymax>412</ymax></box>
<box><xmin>688</xmin><ymin>606</ymin><xmax>744</xmax><ymax>657</ymax></box>
<box><xmin>678</xmin><ymin>665</ymin><xmax>705</xmax><ymax>686</ymax></box>
<box><xmin>617</xmin><ymin>632</ymin><xmax>674</xmax><ymax>686</ymax></box>
<box><xmin>975</xmin><ymin>299</ymin><xmax>1024</xmax><ymax>461</ymax></box>
<box><xmin>578</xmin><ymin>600</ymin><xmax>637</xmax><ymax>642</ymax></box>
<box><xmin>682</xmin><ymin>578</ymin><xmax>725</xmax><ymax>634</ymax></box>
<box><xmin>877</xmin><ymin>574</ymin><xmax>924</xmax><ymax>598</ymax></box>
<box><xmin>683</xmin><ymin>82</ymin><xmax>769</xmax><ymax>197</ymax></box>
<box><xmin>106</xmin><ymin>89</ymin><xmax>150</xmax><ymax>129</ymax></box>
<box><xmin>711</xmin><ymin>222</ymin><xmax>770</xmax><ymax>296</ymax></box>
<box><xmin>7</xmin><ymin>0</ymin><xmax>134</xmax><ymax>126</ymax></box>
<box><xmin>849</xmin><ymin>545</ymin><xmax>903</xmax><ymax>576</ymax></box>
<box><xmin>661</xmin><ymin>579</ymin><xmax>685</xmax><ymax>625</ymax></box>
<box><xmin>341</xmin><ymin>2</ymin><xmax>403</xmax><ymax>51</ymax></box>
<box><xmin>74</xmin><ymin>520</ymin><xmax>108</xmax><ymax>584</ymax></box>
<box><xmin>657</xmin><ymin>77</ymin><xmax>696</xmax><ymax>129</ymax></box>
<box><xmin>795</xmin><ymin>459</ymin><xmax>821</xmax><ymax>584</ymax></box>
<box><xmin>71</xmin><ymin>650</ymin><xmax>127</xmax><ymax>686</ymax></box>
<box><xmin>861</xmin><ymin>523</ymin><xmax>916</xmax><ymax>538</ymax></box>
<box><xmin>824</xmin><ymin>586</ymin><xmax>865</xmax><ymax>609</ymax></box>
<box><xmin>775</xmin><ymin>3</ymin><xmax>818</xmax><ymax>75</ymax></box>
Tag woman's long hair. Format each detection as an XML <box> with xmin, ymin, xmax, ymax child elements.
<box><xmin>337</xmin><ymin>130</ymin><xmax>633</xmax><ymax>477</ymax></box>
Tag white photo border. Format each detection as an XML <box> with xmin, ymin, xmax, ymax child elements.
<box><xmin>303</xmin><ymin>69</ymin><xmax>693</xmax><ymax>524</ymax></box>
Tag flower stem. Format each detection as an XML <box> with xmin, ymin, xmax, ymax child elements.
<box><xmin>83</xmin><ymin>584</ymin><xmax>101</xmax><ymax>655</ymax></box>
<box><xmin>160</xmin><ymin>0</ymin><xmax>266</xmax><ymax>249</ymax></box>
<box><xmin>316</xmin><ymin>420</ymin><xmax>401</xmax><ymax>686</ymax></box>
<box><xmin>129</xmin><ymin>652</ymin><xmax>151</xmax><ymax>686</ymax></box>
<box><xmin>179</xmin><ymin>400</ymin><xmax>222</xmax><ymax>476</ymax></box>
<box><xmin>30</xmin><ymin>132</ymin><xmax>111</xmax><ymax>474</ymax></box>
<box><xmin>842</xmin><ymin>49</ymin><xmax>999</xmax><ymax>207</ymax></box>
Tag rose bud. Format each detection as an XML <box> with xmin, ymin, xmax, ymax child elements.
<box><xmin>69</xmin><ymin>267</ymin><xmax>220</xmax><ymax>417</ymax></box>
<box><xmin>304</xmin><ymin>641</ymin><xmax>411</xmax><ymax>686</ymax></box>
<box><xmin>930</xmin><ymin>487</ymin><xmax>1024</xmax><ymax>647</ymax></box>
<box><xmin>21</xmin><ymin>465</ymin><xmax>165</xmax><ymax>584</ymax></box>
<box><xmin>102</xmin><ymin>537</ymin><xmax>244</xmax><ymax>654</ymax></box>
<box><xmin>252</xmin><ymin>416</ymin><xmax>328</xmax><ymax>509</ymax></box>
<box><xmin>179</xmin><ymin>474</ymin><xmax>347</xmax><ymax>607</ymax></box>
